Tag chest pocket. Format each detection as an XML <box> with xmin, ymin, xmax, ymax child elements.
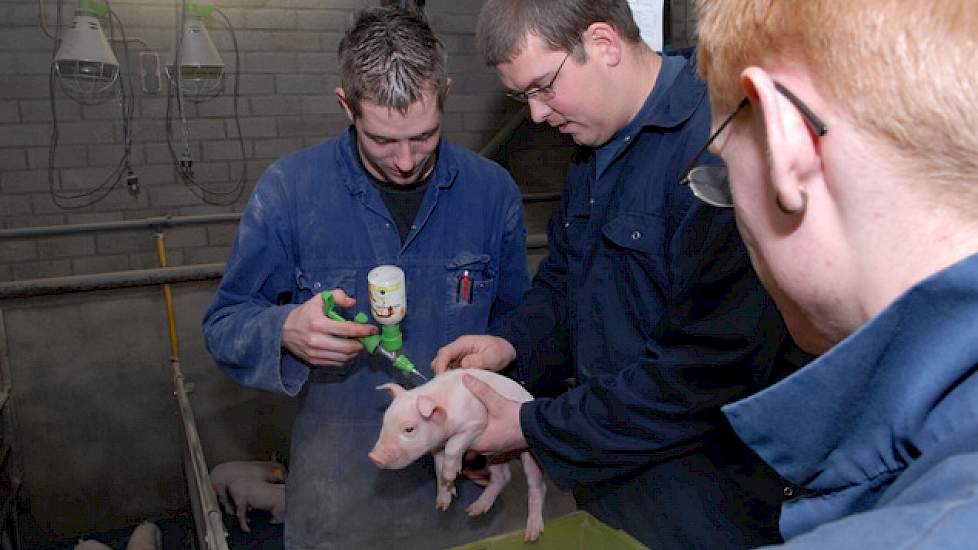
<box><xmin>444</xmin><ymin>253</ymin><xmax>496</xmax><ymax>341</ymax></box>
<box><xmin>294</xmin><ymin>265</ymin><xmax>361</xmax><ymax>380</ymax></box>
<box><xmin>601</xmin><ymin>212</ymin><xmax>670</xmax><ymax>296</ymax></box>
<box><xmin>294</xmin><ymin>265</ymin><xmax>359</xmax><ymax>305</ymax></box>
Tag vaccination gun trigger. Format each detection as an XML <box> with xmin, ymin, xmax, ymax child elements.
<box><xmin>320</xmin><ymin>291</ymin><xmax>381</xmax><ymax>353</ymax></box>
<box><xmin>320</xmin><ymin>291</ymin><xmax>427</xmax><ymax>383</ymax></box>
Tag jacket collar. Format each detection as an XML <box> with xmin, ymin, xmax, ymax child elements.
<box><xmin>725</xmin><ymin>253</ymin><xmax>978</xmax><ymax>493</ymax></box>
<box><xmin>641</xmin><ymin>49</ymin><xmax>705</xmax><ymax>130</ymax></box>
<box><xmin>338</xmin><ymin>126</ymin><xmax>459</xmax><ymax>196</ymax></box>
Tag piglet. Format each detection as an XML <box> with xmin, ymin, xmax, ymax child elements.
<box><xmin>73</xmin><ymin>541</ymin><xmax>112</xmax><ymax>550</ymax></box>
<box><xmin>210</xmin><ymin>460</ymin><xmax>286</xmax><ymax>516</ymax></box>
<box><xmin>227</xmin><ymin>478</ymin><xmax>286</xmax><ymax>533</ymax></box>
<box><xmin>125</xmin><ymin>521</ymin><xmax>161</xmax><ymax>550</ymax></box>
<box><xmin>369</xmin><ymin>369</ymin><xmax>546</xmax><ymax>542</ymax></box>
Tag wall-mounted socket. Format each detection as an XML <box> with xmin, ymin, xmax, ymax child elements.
<box><xmin>139</xmin><ymin>50</ymin><xmax>162</xmax><ymax>95</ymax></box>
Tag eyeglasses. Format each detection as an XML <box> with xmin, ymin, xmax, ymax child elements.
<box><xmin>677</xmin><ymin>82</ymin><xmax>828</xmax><ymax>208</ymax></box>
<box><xmin>506</xmin><ymin>51</ymin><xmax>572</xmax><ymax>103</ymax></box>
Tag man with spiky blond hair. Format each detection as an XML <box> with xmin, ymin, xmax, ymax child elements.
<box><xmin>204</xmin><ymin>6</ymin><xmax>532</xmax><ymax>548</ymax></box>
<box><xmin>693</xmin><ymin>0</ymin><xmax>978</xmax><ymax>547</ymax></box>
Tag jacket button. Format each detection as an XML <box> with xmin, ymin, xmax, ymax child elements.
<box><xmin>631</xmin><ymin>231</ymin><xmax>641</xmax><ymax>240</ymax></box>
<box><xmin>783</xmin><ymin>486</ymin><xmax>794</xmax><ymax>497</ymax></box>
<box><xmin>313</xmin><ymin>282</ymin><xmax>321</xmax><ymax>289</ymax></box>
<box><xmin>564</xmin><ymin>222</ymin><xmax>570</xmax><ymax>228</ymax></box>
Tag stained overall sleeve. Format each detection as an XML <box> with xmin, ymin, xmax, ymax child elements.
<box><xmin>520</xmin><ymin>206</ymin><xmax>793</xmax><ymax>489</ymax></box>
<box><xmin>202</xmin><ymin>166</ymin><xmax>309</xmax><ymax>396</ymax></box>
<box><xmin>487</xmin><ymin>174</ymin><xmax>531</xmax><ymax>332</ymax></box>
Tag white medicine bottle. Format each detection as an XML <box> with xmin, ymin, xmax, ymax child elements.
<box><xmin>367</xmin><ymin>265</ymin><xmax>406</xmax><ymax>325</ymax></box>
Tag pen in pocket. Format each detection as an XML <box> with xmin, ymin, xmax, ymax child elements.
<box><xmin>457</xmin><ymin>270</ymin><xmax>473</xmax><ymax>304</ymax></box>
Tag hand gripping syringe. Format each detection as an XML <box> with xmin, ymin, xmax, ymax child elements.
<box><xmin>319</xmin><ymin>268</ymin><xmax>427</xmax><ymax>384</ymax></box>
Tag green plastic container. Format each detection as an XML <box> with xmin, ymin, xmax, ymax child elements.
<box><xmin>448</xmin><ymin>511</ymin><xmax>649</xmax><ymax>550</ymax></box>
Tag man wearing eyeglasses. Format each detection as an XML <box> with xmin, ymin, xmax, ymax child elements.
<box><xmin>432</xmin><ymin>1</ymin><xmax>807</xmax><ymax>548</ymax></box>
<box><xmin>688</xmin><ymin>1</ymin><xmax>978</xmax><ymax>548</ymax></box>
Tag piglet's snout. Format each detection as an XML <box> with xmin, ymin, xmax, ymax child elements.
<box><xmin>369</xmin><ymin>448</ymin><xmax>403</xmax><ymax>469</ymax></box>
<box><xmin>368</xmin><ymin>451</ymin><xmax>385</xmax><ymax>468</ymax></box>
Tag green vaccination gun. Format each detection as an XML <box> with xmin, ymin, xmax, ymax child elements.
<box><xmin>320</xmin><ymin>291</ymin><xmax>427</xmax><ymax>383</ymax></box>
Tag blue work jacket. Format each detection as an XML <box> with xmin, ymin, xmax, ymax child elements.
<box><xmin>726</xmin><ymin>253</ymin><xmax>978</xmax><ymax>549</ymax></box>
<box><xmin>497</xmin><ymin>52</ymin><xmax>799</xmax><ymax>549</ymax></box>
<box><xmin>202</xmin><ymin>129</ymin><xmax>530</xmax><ymax>549</ymax></box>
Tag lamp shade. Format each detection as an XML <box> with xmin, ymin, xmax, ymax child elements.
<box><xmin>169</xmin><ymin>15</ymin><xmax>224</xmax><ymax>99</ymax></box>
<box><xmin>53</xmin><ymin>12</ymin><xmax>120</xmax><ymax>101</ymax></box>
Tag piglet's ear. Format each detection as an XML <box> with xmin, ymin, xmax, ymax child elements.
<box><xmin>417</xmin><ymin>395</ymin><xmax>447</xmax><ymax>425</ymax></box>
<box><xmin>376</xmin><ymin>383</ymin><xmax>406</xmax><ymax>398</ymax></box>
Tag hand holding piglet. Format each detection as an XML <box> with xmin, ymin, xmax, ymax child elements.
<box><xmin>369</xmin><ymin>369</ymin><xmax>545</xmax><ymax>542</ymax></box>
<box><xmin>430</xmin><ymin>335</ymin><xmax>517</xmax><ymax>374</ymax></box>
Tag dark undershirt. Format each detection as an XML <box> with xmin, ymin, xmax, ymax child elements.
<box><xmin>354</xmin><ymin>141</ymin><xmax>435</xmax><ymax>244</ymax></box>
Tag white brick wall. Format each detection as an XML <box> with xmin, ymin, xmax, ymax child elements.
<box><xmin>0</xmin><ymin>0</ymin><xmax>572</xmax><ymax>282</ymax></box>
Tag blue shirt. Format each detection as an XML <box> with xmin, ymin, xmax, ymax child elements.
<box><xmin>202</xmin><ymin>129</ymin><xmax>530</xmax><ymax>548</ymax></box>
<box><xmin>496</xmin><ymin>51</ymin><xmax>800</xmax><ymax>549</ymax></box>
<box><xmin>726</xmin><ymin>253</ymin><xmax>978</xmax><ymax>548</ymax></box>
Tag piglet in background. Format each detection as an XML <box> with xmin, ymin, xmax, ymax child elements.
<box><xmin>227</xmin><ymin>478</ymin><xmax>286</xmax><ymax>533</ymax></box>
<box><xmin>369</xmin><ymin>369</ymin><xmax>546</xmax><ymax>542</ymax></box>
<box><xmin>73</xmin><ymin>540</ymin><xmax>111</xmax><ymax>550</ymax></box>
<box><xmin>125</xmin><ymin>521</ymin><xmax>161</xmax><ymax>550</ymax></box>
<box><xmin>210</xmin><ymin>459</ymin><xmax>286</xmax><ymax>516</ymax></box>
<box><xmin>72</xmin><ymin>521</ymin><xmax>161</xmax><ymax>550</ymax></box>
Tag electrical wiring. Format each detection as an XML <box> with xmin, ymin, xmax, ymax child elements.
<box><xmin>165</xmin><ymin>0</ymin><xmax>246</xmax><ymax>206</ymax></box>
<box><xmin>43</xmin><ymin>0</ymin><xmax>246</xmax><ymax>208</ymax></box>
<box><xmin>46</xmin><ymin>0</ymin><xmax>137</xmax><ymax>209</ymax></box>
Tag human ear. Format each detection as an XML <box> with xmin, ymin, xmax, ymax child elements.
<box><xmin>741</xmin><ymin>68</ymin><xmax>821</xmax><ymax>215</ymax></box>
<box><xmin>582</xmin><ymin>22</ymin><xmax>622</xmax><ymax>67</ymax></box>
<box><xmin>335</xmin><ymin>87</ymin><xmax>356</xmax><ymax>122</ymax></box>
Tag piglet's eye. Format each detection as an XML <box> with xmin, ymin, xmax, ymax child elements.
<box><xmin>404</xmin><ymin>426</ymin><xmax>415</xmax><ymax>433</ymax></box>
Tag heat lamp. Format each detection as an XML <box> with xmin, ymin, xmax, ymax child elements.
<box><xmin>52</xmin><ymin>0</ymin><xmax>120</xmax><ymax>104</ymax></box>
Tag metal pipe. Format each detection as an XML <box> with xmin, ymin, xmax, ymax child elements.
<box><xmin>0</xmin><ymin>213</ymin><xmax>241</xmax><ymax>240</ymax></box>
<box><xmin>153</xmin><ymin>231</ymin><xmax>228</xmax><ymax>549</ymax></box>
<box><xmin>0</xmin><ymin>264</ymin><xmax>224</xmax><ymax>299</ymax></box>
<box><xmin>0</xmin><ymin>194</ymin><xmax>559</xmax><ymax>240</ymax></box>
<box><xmin>527</xmin><ymin>233</ymin><xmax>547</xmax><ymax>249</ymax></box>
<box><xmin>479</xmin><ymin>106</ymin><xmax>529</xmax><ymax>159</ymax></box>
<box><xmin>154</xmin><ymin>233</ymin><xmax>181</xmax><ymax>361</ymax></box>
<box><xmin>171</xmin><ymin>358</ymin><xmax>229</xmax><ymax>550</ymax></box>
<box><xmin>522</xmin><ymin>192</ymin><xmax>562</xmax><ymax>203</ymax></box>
<box><xmin>0</xmin><ymin>232</ymin><xmax>549</xmax><ymax>300</ymax></box>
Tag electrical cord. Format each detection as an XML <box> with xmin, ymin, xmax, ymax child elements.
<box><xmin>47</xmin><ymin>0</ymin><xmax>137</xmax><ymax>209</ymax></box>
<box><xmin>44</xmin><ymin>0</ymin><xmax>246</xmax><ymax>208</ymax></box>
<box><xmin>165</xmin><ymin>0</ymin><xmax>246</xmax><ymax>206</ymax></box>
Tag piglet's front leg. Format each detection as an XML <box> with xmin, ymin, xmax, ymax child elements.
<box><xmin>441</xmin><ymin>429</ymin><xmax>481</xmax><ymax>486</ymax></box>
<box><xmin>433</xmin><ymin>450</ymin><xmax>457</xmax><ymax>511</ymax></box>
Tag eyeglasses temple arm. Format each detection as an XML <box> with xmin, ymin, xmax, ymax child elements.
<box><xmin>678</xmin><ymin>97</ymin><xmax>748</xmax><ymax>184</ymax></box>
<box><xmin>774</xmin><ymin>82</ymin><xmax>828</xmax><ymax>136</ymax></box>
